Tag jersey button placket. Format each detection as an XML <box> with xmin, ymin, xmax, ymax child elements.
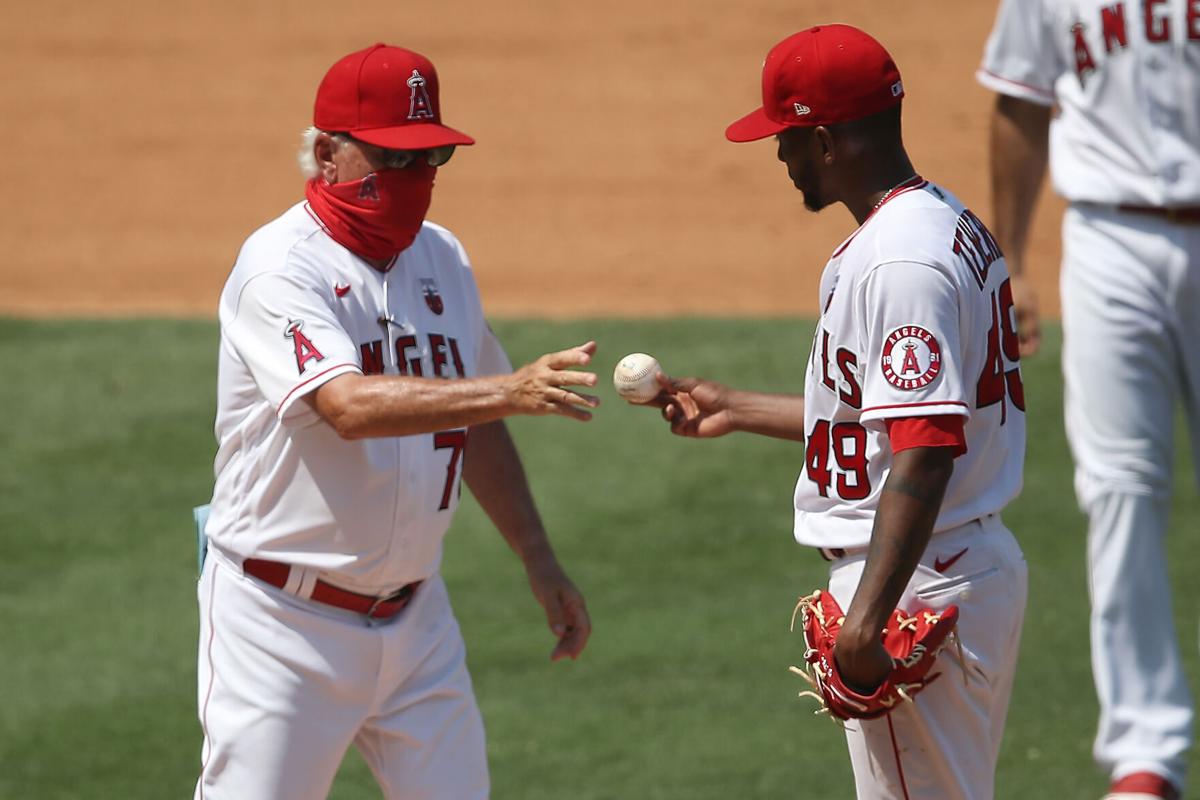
<box><xmin>383</xmin><ymin>272</ymin><xmax>411</xmax><ymax>567</ymax></box>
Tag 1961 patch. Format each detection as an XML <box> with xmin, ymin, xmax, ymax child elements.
<box><xmin>881</xmin><ymin>325</ymin><xmax>941</xmax><ymax>391</ymax></box>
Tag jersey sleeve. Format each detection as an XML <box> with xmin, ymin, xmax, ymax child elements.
<box><xmin>885</xmin><ymin>415</ymin><xmax>968</xmax><ymax>457</ymax></box>
<box><xmin>440</xmin><ymin>228</ymin><xmax>513</xmax><ymax>378</ymax></box>
<box><xmin>224</xmin><ymin>271</ymin><xmax>362</xmax><ymax>423</ymax></box>
<box><xmin>477</xmin><ymin>322</ymin><xmax>513</xmax><ymax>376</ymax></box>
<box><xmin>856</xmin><ymin>261</ymin><xmax>969</xmax><ymax>430</ymax></box>
<box><xmin>976</xmin><ymin>0</ymin><xmax>1060</xmax><ymax>106</ymax></box>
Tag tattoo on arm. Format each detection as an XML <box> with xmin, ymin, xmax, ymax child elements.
<box><xmin>882</xmin><ymin>468</ymin><xmax>949</xmax><ymax>508</ymax></box>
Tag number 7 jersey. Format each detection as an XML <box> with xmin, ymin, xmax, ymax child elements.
<box><xmin>794</xmin><ymin>178</ymin><xmax>1026</xmax><ymax>549</ymax></box>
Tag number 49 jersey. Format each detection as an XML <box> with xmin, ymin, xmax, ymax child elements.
<box><xmin>794</xmin><ymin>179</ymin><xmax>1026</xmax><ymax>550</ymax></box>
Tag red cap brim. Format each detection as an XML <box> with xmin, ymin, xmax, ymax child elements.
<box><xmin>725</xmin><ymin>107</ymin><xmax>788</xmax><ymax>143</ymax></box>
<box><xmin>350</xmin><ymin>123</ymin><xmax>475</xmax><ymax>149</ymax></box>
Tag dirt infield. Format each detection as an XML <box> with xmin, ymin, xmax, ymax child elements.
<box><xmin>1</xmin><ymin>0</ymin><xmax>1065</xmax><ymax>318</ymax></box>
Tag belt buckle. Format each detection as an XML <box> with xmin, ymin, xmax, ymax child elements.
<box><xmin>367</xmin><ymin>583</ymin><xmax>413</xmax><ymax>618</ymax></box>
<box><xmin>366</xmin><ymin>595</ymin><xmax>389</xmax><ymax>618</ymax></box>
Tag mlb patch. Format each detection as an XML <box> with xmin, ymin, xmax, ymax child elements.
<box><xmin>881</xmin><ymin>325</ymin><xmax>941</xmax><ymax>391</ymax></box>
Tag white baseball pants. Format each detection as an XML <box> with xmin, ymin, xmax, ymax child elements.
<box><xmin>826</xmin><ymin>516</ymin><xmax>1027</xmax><ymax>800</ymax></box>
<box><xmin>1061</xmin><ymin>204</ymin><xmax>1200</xmax><ymax>790</ymax></box>
<box><xmin>194</xmin><ymin>553</ymin><xmax>489</xmax><ymax>800</ymax></box>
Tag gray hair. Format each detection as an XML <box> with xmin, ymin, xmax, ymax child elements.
<box><xmin>297</xmin><ymin>126</ymin><xmax>349</xmax><ymax>178</ymax></box>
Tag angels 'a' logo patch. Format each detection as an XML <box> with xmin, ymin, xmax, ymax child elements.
<box><xmin>881</xmin><ymin>325</ymin><xmax>941</xmax><ymax>391</ymax></box>
<box><xmin>284</xmin><ymin>319</ymin><xmax>325</xmax><ymax>374</ymax></box>
<box><xmin>418</xmin><ymin>277</ymin><xmax>444</xmax><ymax>315</ymax></box>
<box><xmin>358</xmin><ymin>173</ymin><xmax>380</xmax><ymax>202</ymax></box>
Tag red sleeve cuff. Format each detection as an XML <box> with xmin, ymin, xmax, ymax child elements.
<box><xmin>885</xmin><ymin>415</ymin><xmax>967</xmax><ymax>458</ymax></box>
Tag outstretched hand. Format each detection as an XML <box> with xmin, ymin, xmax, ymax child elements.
<box><xmin>508</xmin><ymin>341</ymin><xmax>601</xmax><ymax>421</ymax></box>
<box><xmin>654</xmin><ymin>373</ymin><xmax>739</xmax><ymax>438</ymax></box>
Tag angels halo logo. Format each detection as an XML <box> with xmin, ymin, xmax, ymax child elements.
<box><xmin>418</xmin><ymin>277</ymin><xmax>444</xmax><ymax>315</ymax></box>
<box><xmin>407</xmin><ymin>69</ymin><xmax>435</xmax><ymax>120</ymax></box>
<box><xmin>881</xmin><ymin>325</ymin><xmax>941</xmax><ymax>391</ymax></box>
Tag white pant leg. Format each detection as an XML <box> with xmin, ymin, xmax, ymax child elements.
<box><xmin>354</xmin><ymin>576</ymin><xmax>489</xmax><ymax>800</ymax></box>
<box><xmin>195</xmin><ymin>557</ymin><xmax>487</xmax><ymax>800</ymax></box>
<box><xmin>194</xmin><ymin>556</ymin><xmax>370</xmax><ymax>800</ymax></box>
<box><xmin>1061</xmin><ymin>206</ymin><xmax>1193</xmax><ymax>788</ymax></box>
<box><xmin>1087</xmin><ymin>493</ymin><xmax>1191</xmax><ymax>784</ymax></box>
<box><xmin>831</xmin><ymin>518</ymin><xmax>1027</xmax><ymax>800</ymax></box>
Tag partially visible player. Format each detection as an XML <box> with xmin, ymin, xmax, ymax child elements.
<box><xmin>645</xmin><ymin>25</ymin><xmax>1028</xmax><ymax>798</ymax></box>
<box><xmin>978</xmin><ymin>2</ymin><xmax>1200</xmax><ymax>797</ymax></box>
<box><xmin>196</xmin><ymin>43</ymin><xmax>595</xmax><ymax>800</ymax></box>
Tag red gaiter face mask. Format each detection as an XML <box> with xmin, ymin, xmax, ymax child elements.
<box><xmin>305</xmin><ymin>164</ymin><xmax>435</xmax><ymax>264</ymax></box>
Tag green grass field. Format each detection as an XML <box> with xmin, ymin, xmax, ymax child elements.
<box><xmin>2</xmin><ymin>317</ymin><xmax>1199</xmax><ymax>799</ymax></box>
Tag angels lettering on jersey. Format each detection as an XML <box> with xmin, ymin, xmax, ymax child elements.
<box><xmin>1071</xmin><ymin>1</ymin><xmax>1200</xmax><ymax>86</ymax></box>
<box><xmin>359</xmin><ymin>326</ymin><xmax>466</xmax><ymax>379</ymax></box>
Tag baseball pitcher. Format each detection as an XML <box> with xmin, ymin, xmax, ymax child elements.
<box><xmin>643</xmin><ymin>25</ymin><xmax>1028</xmax><ymax>799</ymax></box>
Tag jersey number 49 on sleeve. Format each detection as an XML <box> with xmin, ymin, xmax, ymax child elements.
<box><xmin>806</xmin><ymin>420</ymin><xmax>871</xmax><ymax>500</ymax></box>
<box><xmin>975</xmin><ymin>279</ymin><xmax>1025</xmax><ymax>424</ymax></box>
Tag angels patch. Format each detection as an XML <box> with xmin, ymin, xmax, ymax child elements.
<box><xmin>284</xmin><ymin>319</ymin><xmax>325</xmax><ymax>374</ymax></box>
<box><xmin>881</xmin><ymin>325</ymin><xmax>941</xmax><ymax>391</ymax></box>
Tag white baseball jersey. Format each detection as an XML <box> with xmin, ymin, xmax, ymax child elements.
<box><xmin>794</xmin><ymin>178</ymin><xmax>1026</xmax><ymax>549</ymax></box>
<box><xmin>978</xmin><ymin>0</ymin><xmax>1200</xmax><ymax>206</ymax></box>
<box><xmin>207</xmin><ymin>201</ymin><xmax>511</xmax><ymax>594</ymax></box>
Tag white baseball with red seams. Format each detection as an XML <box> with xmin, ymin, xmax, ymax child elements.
<box><xmin>612</xmin><ymin>352</ymin><xmax>661</xmax><ymax>403</ymax></box>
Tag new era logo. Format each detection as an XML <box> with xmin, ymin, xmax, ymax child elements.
<box><xmin>794</xmin><ymin>102</ymin><xmax>811</xmax><ymax>116</ymax></box>
<box><xmin>891</xmin><ymin>80</ymin><xmax>903</xmax><ymax>97</ymax></box>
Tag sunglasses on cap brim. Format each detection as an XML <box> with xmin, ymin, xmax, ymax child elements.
<box><xmin>334</xmin><ymin>133</ymin><xmax>457</xmax><ymax>169</ymax></box>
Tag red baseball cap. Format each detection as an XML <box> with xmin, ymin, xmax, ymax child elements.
<box><xmin>726</xmin><ymin>25</ymin><xmax>904</xmax><ymax>142</ymax></box>
<box><xmin>313</xmin><ymin>43</ymin><xmax>475</xmax><ymax>149</ymax></box>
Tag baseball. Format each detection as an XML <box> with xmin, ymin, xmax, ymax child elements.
<box><xmin>613</xmin><ymin>353</ymin><xmax>662</xmax><ymax>404</ymax></box>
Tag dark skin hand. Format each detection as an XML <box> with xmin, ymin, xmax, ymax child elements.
<box><xmin>641</xmin><ymin>373</ymin><xmax>807</xmax><ymax>442</ymax></box>
<box><xmin>833</xmin><ymin>445</ymin><xmax>955</xmax><ymax>692</ymax></box>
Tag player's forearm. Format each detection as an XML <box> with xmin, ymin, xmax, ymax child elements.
<box><xmin>989</xmin><ymin>94</ymin><xmax>1051</xmax><ymax>275</ymax></box>
<box><xmin>463</xmin><ymin>420</ymin><xmax>559</xmax><ymax>565</ymax></box>
<box><xmin>729</xmin><ymin>391</ymin><xmax>807</xmax><ymax>441</ymax></box>
<box><xmin>839</xmin><ymin>447</ymin><xmax>954</xmax><ymax>646</ymax></box>
<box><xmin>311</xmin><ymin>373</ymin><xmax>519</xmax><ymax>439</ymax></box>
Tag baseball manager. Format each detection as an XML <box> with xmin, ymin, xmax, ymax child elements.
<box><xmin>194</xmin><ymin>43</ymin><xmax>596</xmax><ymax>800</ymax></box>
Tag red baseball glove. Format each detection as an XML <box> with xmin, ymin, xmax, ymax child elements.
<box><xmin>789</xmin><ymin>589</ymin><xmax>960</xmax><ymax>721</ymax></box>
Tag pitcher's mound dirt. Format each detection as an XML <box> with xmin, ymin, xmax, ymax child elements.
<box><xmin>0</xmin><ymin>1</ymin><xmax>1064</xmax><ymax>319</ymax></box>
